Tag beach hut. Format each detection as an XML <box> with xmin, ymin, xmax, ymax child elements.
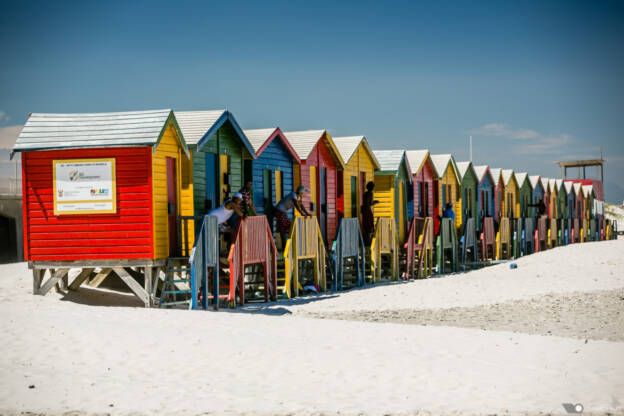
<box><xmin>542</xmin><ymin>178</ymin><xmax>552</xmax><ymax>218</ymax></box>
<box><xmin>283</xmin><ymin>130</ymin><xmax>345</xmax><ymax>243</ymax></box>
<box><xmin>371</xmin><ymin>150</ymin><xmax>412</xmax><ymax>243</ymax></box>
<box><xmin>515</xmin><ymin>172</ymin><xmax>531</xmax><ymax>219</ymax></box>
<box><xmin>175</xmin><ymin>110</ymin><xmax>255</xmax><ymax>216</ymax></box>
<box><xmin>431</xmin><ymin>154</ymin><xmax>461</xmax><ymax>232</ymax></box>
<box><xmin>242</xmin><ymin>128</ymin><xmax>301</xmax><ymax>219</ymax></box>
<box><xmin>405</xmin><ymin>150</ymin><xmax>437</xmax><ymax>219</ymax></box>
<box><xmin>455</xmin><ymin>162</ymin><xmax>478</xmax><ymax>232</ymax></box>
<box><xmin>490</xmin><ymin>168</ymin><xmax>504</xmax><ymax>222</ymax></box>
<box><xmin>15</xmin><ymin>110</ymin><xmax>191</xmax><ymax>306</ymax></box>
<box><xmin>556</xmin><ymin>179</ymin><xmax>567</xmax><ymax>220</ymax></box>
<box><xmin>473</xmin><ymin>165</ymin><xmax>495</xmax><ymax>230</ymax></box>
<box><xmin>563</xmin><ymin>181</ymin><xmax>576</xmax><ymax>219</ymax></box>
<box><xmin>501</xmin><ymin>169</ymin><xmax>519</xmax><ymax>219</ymax></box>
<box><xmin>333</xmin><ymin>136</ymin><xmax>381</xmax><ymax>220</ymax></box>
<box><xmin>528</xmin><ymin>175</ymin><xmax>545</xmax><ymax>218</ymax></box>
<box><xmin>548</xmin><ymin>179</ymin><xmax>559</xmax><ymax>219</ymax></box>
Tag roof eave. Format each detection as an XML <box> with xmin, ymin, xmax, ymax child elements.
<box><xmin>195</xmin><ymin>111</ymin><xmax>257</xmax><ymax>159</ymax></box>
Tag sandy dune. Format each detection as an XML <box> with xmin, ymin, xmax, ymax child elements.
<box><xmin>0</xmin><ymin>239</ymin><xmax>623</xmax><ymax>416</ymax></box>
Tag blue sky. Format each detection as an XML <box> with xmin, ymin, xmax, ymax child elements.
<box><xmin>1</xmin><ymin>0</ymin><xmax>623</xmax><ymax>202</ymax></box>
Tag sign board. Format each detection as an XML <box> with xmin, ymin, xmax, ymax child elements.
<box><xmin>53</xmin><ymin>158</ymin><xmax>116</xmax><ymax>215</ymax></box>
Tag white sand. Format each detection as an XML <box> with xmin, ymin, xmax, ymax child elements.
<box><xmin>0</xmin><ymin>239</ymin><xmax>623</xmax><ymax>415</ymax></box>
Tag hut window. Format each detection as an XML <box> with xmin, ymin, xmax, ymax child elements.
<box><xmin>424</xmin><ymin>183</ymin><xmax>429</xmax><ymax>217</ymax></box>
<box><xmin>466</xmin><ymin>188</ymin><xmax>472</xmax><ymax>217</ymax></box>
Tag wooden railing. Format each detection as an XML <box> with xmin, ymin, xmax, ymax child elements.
<box><xmin>536</xmin><ymin>216</ymin><xmax>547</xmax><ymax>251</ymax></box>
<box><xmin>480</xmin><ymin>217</ymin><xmax>495</xmax><ymax>261</ymax></box>
<box><xmin>496</xmin><ymin>217</ymin><xmax>511</xmax><ymax>259</ymax></box>
<box><xmin>548</xmin><ymin>218</ymin><xmax>558</xmax><ymax>248</ymax></box>
<box><xmin>188</xmin><ymin>215</ymin><xmax>220</xmax><ymax>310</ymax></box>
<box><xmin>333</xmin><ymin>218</ymin><xmax>366</xmax><ymax>291</ymax></box>
<box><xmin>227</xmin><ymin>216</ymin><xmax>277</xmax><ymax>306</ymax></box>
<box><xmin>403</xmin><ymin>217</ymin><xmax>432</xmax><ymax>279</ymax></box>
<box><xmin>436</xmin><ymin>218</ymin><xmax>458</xmax><ymax>274</ymax></box>
<box><xmin>281</xmin><ymin>216</ymin><xmax>326</xmax><ymax>298</ymax></box>
<box><xmin>178</xmin><ymin>215</ymin><xmax>204</xmax><ymax>257</ymax></box>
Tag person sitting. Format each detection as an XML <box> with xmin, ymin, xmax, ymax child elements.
<box><xmin>361</xmin><ymin>181</ymin><xmax>379</xmax><ymax>245</ymax></box>
<box><xmin>238</xmin><ymin>180</ymin><xmax>258</xmax><ymax>217</ymax></box>
<box><xmin>274</xmin><ymin>186</ymin><xmax>311</xmax><ymax>249</ymax></box>
<box><xmin>208</xmin><ymin>193</ymin><xmax>246</xmax><ymax>254</ymax></box>
<box><xmin>442</xmin><ymin>203</ymin><xmax>455</xmax><ymax>220</ymax></box>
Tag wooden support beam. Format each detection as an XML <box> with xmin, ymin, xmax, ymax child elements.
<box><xmin>88</xmin><ymin>268</ymin><xmax>113</xmax><ymax>288</ymax></box>
<box><xmin>37</xmin><ymin>268</ymin><xmax>70</xmax><ymax>296</ymax></box>
<box><xmin>32</xmin><ymin>269</ymin><xmax>44</xmax><ymax>294</ymax></box>
<box><xmin>112</xmin><ymin>267</ymin><xmax>150</xmax><ymax>307</ymax></box>
<box><xmin>144</xmin><ymin>267</ymin><xmax>153</xmax><ymax>305</ymax></box>
<box><xmin>69</xmin><ymin>268</ymin><xmax>95</xmax><ymax>291</ymax></box>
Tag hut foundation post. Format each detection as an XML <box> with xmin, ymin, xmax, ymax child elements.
<box><xmin>112</xmin><ymin>267</ymin><xmax>151</xmax><ymax>307</ymax></box>
<box><xmin>35</xmin><ymin>268</ymin><xmax>70</xmax><ymax>296</ymax></box>
<box><xmin>68</xmin><ymin>268</ymin><xmax>95</xmax><ymax>291</ymax></box>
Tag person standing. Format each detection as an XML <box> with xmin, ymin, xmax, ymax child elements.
<box><xmin>238</xmin><ymin>180</ymin><xmax>258</xmax><ymax>217</ymax></box>
<box><xmin>274</xmin><ymin>185</ymin><xmax>311</xmax><ymax>248</ymax></box>
<box><xmin>361</xmin><ymin>181</ymin><xmax>379</xmax><ymax>245</ymax></box>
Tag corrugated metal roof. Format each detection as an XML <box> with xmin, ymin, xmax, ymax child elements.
<box><xmin>282</xmin><ymin>130</ymin><xmax>326</xmax><ymax>160</ymax></box>
<box><xmin>372</xmin><ymin>149</ymin><xmax>407</xmax><ymax>173</ymax></box>
<box><xmin>501</xmin><ymin>169</ymin><xmax>515</xmax><ymax>186</ymax></box>
<box><xmin>456</xmin><ymin>161</ymin><xmax>477</xmax><ymax>182</ymax></box>
<box><xmin>333</xmin><ymin>136</ymin><xmax>380</xmax><ymax>170</ymax></box>
<box><xmin>13</xmin><ymin>110</ymin><xmax>188</xmax><ymax>154</ymax></box>
<box><xmin>515</xmin><ymin>172</ymin><xmax>528</xmax><ymax>187</ymax></box>
<box><xmin>175</xmin><ymin>110</ymin><xmax>255</xmax><ymax>158</ymax></box>
<box><xmin>573</xmin><ymin>182</ymin><xmax>582</xmax><ymax>195</ymax></box>
<box><xmin>175</xmin><ymin>110</ymin><xmax>225</xmax><ymax>145</ymax></box>
<box><xmin>243</xmin><ymin>128</ymin><xmax>277</xmax><ymax>154</ymax></box>
<box><xmin>548</xmin><ymin>178</ymin><xmax>557</xmax><ymax>191</ymax></box>
<box><xmin>529</xmin><ymin>175</ymin><xmax>543</xmax><ymax>191</ymax></box>
<box><xmin>405</xmin><ymin>150</ymin><xmax>431</xmax><ymax>175</ymax></box>
<box><xmin>430</xmin><ymin>154</ymin><xmax>460</xmax><ymax>183</ymax></box>
<box><xmin>473</xmin><ymin>165</ymin><xmax>493</xmax><ymax>184</ymax></box>
<box><xmin>490</xmin><ymin>168</ymin><xmax>502</xmax><ymax>186</ymax></box>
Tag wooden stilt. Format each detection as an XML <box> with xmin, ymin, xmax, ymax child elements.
<box><xmin>88</xmin><ymin>268</ymin><xmax>113</xmax><ymax>288</ymax></box>
<box><xmin>144</xmin><ymin>266</ymin><xmax>153</xmax><ymax>306</ymax></box>
<box><xmin>112</xmin><ymin>267</ymin><xmax>150</xmax><ymax>307</ymax></box>
<box><xmin>69</xmin><ymin>268</ymin><xmax>95</xmax><ymax>291</ymax></box>
<box><xmin>38</xmin><ymin>268</ymin><xmax>70</xmax><ymax>296</ymax></box>
<box><xmin>33</xmin><ymin>269</ymin><xmax>44</xmax><ymax>294</ymax></box>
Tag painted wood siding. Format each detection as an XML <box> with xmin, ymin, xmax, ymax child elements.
<box><xmin>502</xmin><ymin>178</ymin><xmax>519</xmax><ymax>219</ymax></box>
<box><xmin>152</xmin><ymin>124</ymin><xmax>191</xmax><ymax>259</ymax></box>
<box><xmin>412</xmin><ymin>159</ymin><xmax>435</xmax><ymax>219</ymax></box>
<box><xmin>437</xmin><ymin>166</ymin><xmax>460</xmax><ymax>229</ymax></box>
<box><xmin>477</xmin><ymin>175</ymin><xmax>494</xmax><ymax>223</ymax></box>
<box><xmin>531</xmin><ymin>186</ymin><xmax>543</xmax><ymax>218</ymax></box>
<box><xmin>22</xmin><ymin>147</ymin><xmax>153</xmax><ymax>261</ymax></box>
<box><xmin>373</xmin><ymin>174</ymin><xmax>394</xmax><ymax>219</ymax></box>
<box><xmin>518</xmin><ymin>182</ymin><xmax>532</xmax><ymax>218</ymax></box>
<box><xmin>343</xmin><ymin>144</ymin><xmax>376</xmax><ymax>218</ymax></box>
<box><xmin>395</xmin><ymin>163</ymin><xmax>411</xmax><ymax>242</ymax></box>
<box><xmin>459</xmin><ymin>173</ymin><xmax>478</xmax><ymax>230</ymax></box>
<box><xmin>194</xmin><ymin>121</ymin><xmax>246</xmax><ymax>216</ymax></box>
<box><xmin>252</xmin><ymin>138</ymin><xmax>295</xmax><ymax>217</ymax></box>
<box><xmin>305</xmin><ymin>136</ymin><xmax>340</xmax><ymax>242</ymax></box>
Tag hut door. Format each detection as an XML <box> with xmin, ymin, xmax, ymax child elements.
<box><xmin>318</xmin><ymin>167</ymin><xmax>327</xmax><ymax>242</ymax></box>
<box><xmin>350</xmin><ymin>176</ymin><xmax>357</xmax><ymax>218</ymax></box>
<box><xmin>263</xmin><ymin>169</ymin><xmax>273</xmax><ymax>215</ymax></box>
<box><xmin>398</xmin><ymin>181</ymin><xmax>405</xmax><ymax>242</ymax></box>
<box><xmin>359</xmin><ymin>172</ymin><xmax>366</xmax><ymax>215</ymax></box>
<box><xmin>166</xmin><ymin>157</ymin><xmax>178</xmax><ymax>257</ymax></box>
<box><xmin>205</xmin><ymin>154</ymin><xmax>217</xmax><ymax>211</ymax></box>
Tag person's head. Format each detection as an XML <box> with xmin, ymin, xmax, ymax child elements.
<box><xmin>244</xmin><ymin>181</ymin><xmax>253</xmax><ymax>191</ymax></box>
<box><xmin>445</xmin><ymin>203</ymin><xmax>452</xmax><ymax>210</ymax></box>
<box><xmin>366</xmin><ymin>181</ymin><xmax>375</xmax><ymax>191</ymax></box>
<box><xmin>296</xmin><ymin>185</ymin><xmax>306</xmax><ymax>196</ymax></box>
<box><xmin>232</xmin><ymin>192</ymin><xmax>243</xmax><ymax>204</ymax></box>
